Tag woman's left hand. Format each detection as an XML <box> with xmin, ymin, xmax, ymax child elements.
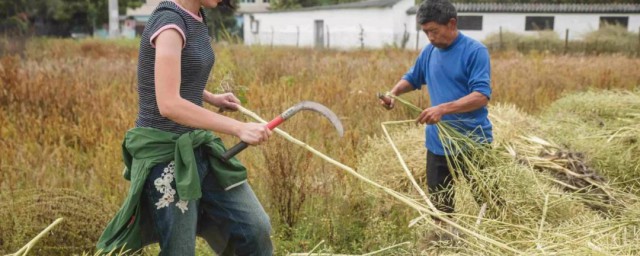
<box><xmin>213</xmin><ymin>93</ymin><xmax>241</xmax><ymax>111</ymax></box>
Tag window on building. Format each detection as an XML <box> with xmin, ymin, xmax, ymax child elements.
<box><xmin>457</xmin><ymin>16</ymin><xmax>483</xmax><ymax>31</ymax></box>
<box><xmin>240</xmin><ymin>0</ymin><xmax>255</xmax><ymax>3</ymax></box>
<box><xmin>600</xmin><ymin>16</ymin><xmax>629</xmax><ymax>28</ymax></box>
<box><xmin>525</xmin><ymin>16</ymin><xmax>554</xmax><ymax>31</ymax></box>
<box><xmin>263</xmin><ymin>0</ymin><xmax>270</xmax><ymax>3</ymax></box>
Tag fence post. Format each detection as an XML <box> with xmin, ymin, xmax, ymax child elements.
<box><xmin>359</xmin><ymin>24</ymin><xmax>364</xmax><ymax>50</ymax></box>
<box><xmin>564</xmin><ymin>29</ymin><xmax>569</xmax><ymax>54</ymax></box>
<box><xmin>499</xmin><ymin>26</ymin><xmax>503</xmax><ymax>50</ymax></box>
<box><xmin>326</xmin><ymin>25</ymin><xmax>330</xmax><ymax>49</ymax></box>
<box><xmin>270</xmin><ymin>26</ymin><xmax>274</xmax><ymax>48</ymax></box>
<box><xmin>637</xmin><ymin>26</ymin><xmax>640</xmax><ymax>56</ymax></box>
<box><xmin>296</xmin><ymin>26</ymin><xmax>300</xmax><ymax>47</ymax></box>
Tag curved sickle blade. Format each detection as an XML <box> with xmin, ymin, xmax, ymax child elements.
<box><xmin>285</xmin><ymin>101</ymin><xmax>344</xmax><ymax>137</ymax></box>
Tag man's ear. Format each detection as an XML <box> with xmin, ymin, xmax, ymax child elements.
<box><xmin>449</xmin><ymin>18</ymin><xmax>457</xmax><ymax>29</ymax></box>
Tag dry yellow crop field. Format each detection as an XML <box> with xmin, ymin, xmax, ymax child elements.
<box><xmin>1</xmin><ymin>38</ymin><xmax>639</xmax><ymax>255</ymax></box>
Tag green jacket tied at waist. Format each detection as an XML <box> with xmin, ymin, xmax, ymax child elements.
<box><xmin>96</xmin><ymin>127</ymin><xmax>247</xmax><ymax>252</ymax></box>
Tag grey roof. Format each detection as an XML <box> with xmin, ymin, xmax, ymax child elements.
<box><xmin>407</xmin><ymin>3</ymin><xmax>640</xmax><ymax>14</ymax></box>
<box><xmin>249</xmin><ymin>0</ymin><xmax>402</xmax><ymax>13</ymax></box>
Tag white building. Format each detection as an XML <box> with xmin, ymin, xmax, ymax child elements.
<box><xmin>243</xmin><ymin>0</ymin><xmax>415</xmax><ymax>49</ymax></box>
<box><xmin>243</xmin><ymin>1</ymin><xmax>640</xmax><ymax>49</ymax></box>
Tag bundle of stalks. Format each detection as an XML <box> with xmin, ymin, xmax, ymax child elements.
<box><xmin>506</xmin><ymin>136</ymin><xmax>617</xmax><ymax>213</ymax></box>
<box><xmin>490</xmin><ymin>104</ymin><xmax>617</xmax><ymax>213</ymax></box>
<box><xmin>540</xmin><ymin>90</ymin><xmax>640</xmax><ymax>194</ymax></box>
<box><xmin>424</xmin><ymin>118</ymin><xmax>640</xmax><ymax>255</ymax></box>
<box><xmin>0</xmin><ymin>189</ymin><xmax>118</xmax><ymax>255</ymax></box>
<box><xmin>361</xmin><ymin>93</ymin><xmax>640</xmax><ymax>255</ymax></box>
<box><xmin>357</xmin><ymin>121</ymin><xmax>425</xmax><ymax>193</ymax></box>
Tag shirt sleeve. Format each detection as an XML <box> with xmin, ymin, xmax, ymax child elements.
<box><xmin>467</xmin><ymin>47</ymin><xmax>492</xmax><ymax>99</ymax></box>
<box><xmin>148</xmin><ymin>10</ymin><xmax>187</xmax><ymax>49</ymax></box>
<box><xmin>401</xmin><ymin>45</ymin><xmax>430</xmax><ymax>90</ymax></box>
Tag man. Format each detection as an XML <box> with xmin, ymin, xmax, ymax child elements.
<box><xmin>380</xmin><ymin>0</ymin><xmax>493</xmax><ymax>229</ymax></box>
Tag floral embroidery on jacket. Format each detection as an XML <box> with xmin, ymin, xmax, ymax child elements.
<box><xmin>154</xmin><ymin>161</ymin><xmax>189</xmax><ymax>213</ymax></box>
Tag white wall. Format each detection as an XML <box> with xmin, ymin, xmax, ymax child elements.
<box><xmin>446</xmin><ymin>13</ymin><xmax>640</xmax><ymax>42</ymax></box>
<box><xmin>244</xmin><ymin>5</ymin><xmax>640</xmax><ymax>50</ymax></box>
<box><xmin>244</xmin><ymin>9</ymin><xmax>396</xmax><ymax>49</ymax></box>
<box><xmin>390</xmin><ymin>0</ymin><xmax>419</xmax><ymax>49</ymax></box>
<box><xmin>630</xmin><ymin>16</ymin><xmax>640</xmax><ymax>33</ymax></box>
<box><xmin>243</xmin><ymin>0</ymin><xmax>417</xmax><ymax>49</ymax></box>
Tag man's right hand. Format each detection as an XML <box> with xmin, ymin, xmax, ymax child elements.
<box><xmin>236</xmin><ymin>123</ymin><xmax>272</xmax><ymax>145</ymax></box>
<box><xmin>378</xmin><ymin>93</ymin><xmax>395</xmax><ymax>110</ymax></box>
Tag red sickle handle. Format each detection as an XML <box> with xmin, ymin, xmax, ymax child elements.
<box><xmin>221</xmin><ymin>115</ymin><xmax>287</xmax><ymax>162</ymax></box>
<box><xmin>266</xmin><ymin>116</ymin><xmax>285</xmax><ymax>130</ymax></box>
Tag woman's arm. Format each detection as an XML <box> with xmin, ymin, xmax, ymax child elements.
<box><xmin>153</xmin><ymin>29</ymin><xmax>270</xmax><ymax>144</ymax></box>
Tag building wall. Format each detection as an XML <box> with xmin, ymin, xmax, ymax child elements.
<box><xmin>413</xmin><ymin>13</ymin><xmax>640</xmax><ymax>43</ymax></box>
<box><xmin>244</xmin><ymin>9</ymin><xmax>396</xmax><ymax>49</ymax></box>
<box><xmin>630</xmin><ymin>15</ymin><xmax>640</xmax><ymax>33</ymax></box>
<box><xmin>243</xmin><ymin>0</ymin><xmax>415</xmax><ymax>49</ymax></box>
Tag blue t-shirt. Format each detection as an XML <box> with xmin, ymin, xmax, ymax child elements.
<box><xmin>402</xmin><ymin>32</ymin><xmax>493</xmax><ymax>156</ymax></box>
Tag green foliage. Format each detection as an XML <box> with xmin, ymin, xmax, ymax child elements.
<box><xmin>204</xmin><ymin>5</ymin><xmax>242</xmax><ymax>42</ymax></box>
<box><xmin>483</xmin><ymin>25</ymin><xmax>640</xmax><ymax>56</ymax></box>
<box><xmin>0</xmin><ymin>0</ymin><xmax>144</xmax><ymax>36</ymax></box>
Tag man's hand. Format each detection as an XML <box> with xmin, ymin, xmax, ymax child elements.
<box><xmin>212</xmin><ymin>93</ymin><xmax>241</xmax><ymax>111</ymax></box>
<box><xmin>378</xmin><ymin>93</ymin><xmax>395</xmax><ymax>110</ymax></box>
<box><xmin>417</xmin><ymin>105</ymin><xmax>446</xmax><ymax>124</ymax></box>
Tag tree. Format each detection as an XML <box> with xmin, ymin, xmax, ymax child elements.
<box><xmin>0</xmin><ymin>0</ymin><xmax>144</xmax><ymax>36</ymax></box>
<box><xmin>205</xmin><ymin>5</ymin><xmax>241</xmax><ymax>42</ymax></box>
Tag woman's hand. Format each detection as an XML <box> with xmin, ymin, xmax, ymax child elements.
<box><xmin>212</xmin><ymin>93</ymin><xmax>241</xmax><ymax>111</ymax></box>
<box><xmin>236</xmin><ymin>123</ymin><xmax>272</xmax><ymax>145</ymax></box>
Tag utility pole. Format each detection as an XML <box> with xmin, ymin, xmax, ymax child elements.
<box><xmin>108</xmin><ymin>0</ymin><xmax>119</xmax><ymax>38</ymax></box>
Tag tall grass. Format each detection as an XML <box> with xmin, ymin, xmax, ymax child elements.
<box><xmin>1</xmin><ymin>38</ymin><xmax>639</xmax><ymax>254</ymax></box>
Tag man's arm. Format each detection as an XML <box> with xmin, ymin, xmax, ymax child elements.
<box><xmin>416</xmin><ymin>91</ymin><xmax>488</xmax><ymax>124</ymax></box>
<box><xmin>381</xmin><ymin>47</ymin><xmax>430</xmax><ymax>110</ymax></box>
<box><xmin>380</xmin><ymin>79</ymin><xmax>415</xmax><ymax>109</ymax></box>
<box><xmin>417</xmin><ymin>46</ymin><xmax>491</xmax><ymax>124</ymax></box>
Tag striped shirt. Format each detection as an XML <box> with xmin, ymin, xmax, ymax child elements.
<box><xmin>135</xmin><ymin>1</ymin><xmax>215</xmax><ymax>134</ymax></box>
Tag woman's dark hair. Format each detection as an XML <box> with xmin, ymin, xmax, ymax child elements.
<box><xmin>417</xmin><ymin>0</ymin><xmax>457</xmax><ymax>25</ymax></box>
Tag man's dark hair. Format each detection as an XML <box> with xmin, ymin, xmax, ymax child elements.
<box><xmin>417</xmin><ymin>0</ymin><xmax>457</xmax><ymax>25</ymax></box>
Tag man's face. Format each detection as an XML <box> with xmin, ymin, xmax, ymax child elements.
<box><xmin>421</xmin><ymin>19</ymin><xmax>456</xmax><ymax>49</ymax></box>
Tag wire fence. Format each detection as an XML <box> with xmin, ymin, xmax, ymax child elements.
<box><xmin>246</xmin><ymin>25</ymin><xmax>640</xmax><ymax>56</ymax></box>
<box><xmin>485</xmin><ymin>27</ymin><xmax>640</xmax><ymax>56</ymax></box>
<box><xmin>2</xmin><ymin>24</ymin><xmax>639</xmax><ymax>56</ymax></box>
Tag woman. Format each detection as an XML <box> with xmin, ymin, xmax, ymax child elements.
<box><xmin>97</xmin><ymin>0</ymin><xmax>273</xmax><ymax>255</ymax></box>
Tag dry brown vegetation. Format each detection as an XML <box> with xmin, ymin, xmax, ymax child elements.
<box><xmin>1</xmin><ymin>38</ymin><xmax>639</xmax><ymax>254</ymax></box>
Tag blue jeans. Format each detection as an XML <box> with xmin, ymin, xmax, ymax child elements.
<box><xmin>142</xmin><ymin>147</ymin><xmax>273</xmax><ymax>256</ymax></box>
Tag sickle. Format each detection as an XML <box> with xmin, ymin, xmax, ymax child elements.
<box><xmin>221</xmin><ymin>101</ymin><xmax>343</xmax><ymax>161</ymax></box>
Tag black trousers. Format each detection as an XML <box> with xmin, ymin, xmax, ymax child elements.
<box><xmin>426</xmin><ymin>150</ymin><xmax>492</xmax><ymax>214</ymax></box>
